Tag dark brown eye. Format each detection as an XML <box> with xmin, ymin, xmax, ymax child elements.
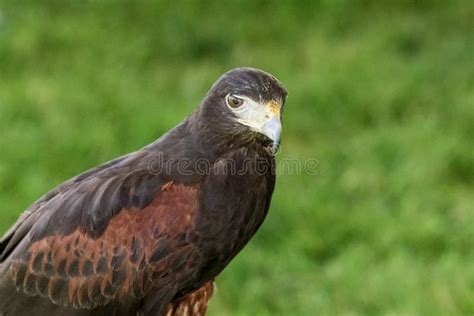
<box><xmin>226</xmin><ymin>95</ymin><xmax>244</xmax><ymax>108</ymax></box>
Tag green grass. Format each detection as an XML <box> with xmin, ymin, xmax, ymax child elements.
<box><xmin>0</xmin><ymin>1</ymin><xmax>473</xmax><ymax>314</ymax></box>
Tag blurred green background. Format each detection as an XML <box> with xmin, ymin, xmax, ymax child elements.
<box><xmin>0</xmin><ymin>1</ymin><xmax>473</xmax><ymax>315</ymax></box>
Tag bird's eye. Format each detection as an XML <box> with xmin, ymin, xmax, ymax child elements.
<box><xmin>226</xmin><ymin>95</ymin><xmax>244</xmax><ymax>108</ymax></box>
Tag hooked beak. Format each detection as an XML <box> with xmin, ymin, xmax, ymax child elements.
<box><xmin>262</xmin><ymin>116</ymin><xmax>282</xmax><ymax>154</ymax></box>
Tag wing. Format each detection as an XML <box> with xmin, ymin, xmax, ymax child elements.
<box><xmin>1</xmin><ymin>150</ymin><xmax>204</xmax><ymax>309</ymax></box>
<box><xmin>0</xmin><ymin>152</ymin><xmax>134</xmax><ymax>261</ymax></box>
<box><xmin>8</xmin><ymin>182</ymin><xmax>201</xmax><ymax>309</ymax></box>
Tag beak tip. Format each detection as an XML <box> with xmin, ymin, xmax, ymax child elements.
<box><xmin>262</xmin><ymin>116</ymin><xmax>282</xmax><ymax>155</ymax></box>
<box><xmin>271</xmin><ymin>141</ymin><xmax>281</xmax><ymax>155</ymax></box>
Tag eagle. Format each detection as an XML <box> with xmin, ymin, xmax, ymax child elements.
<box><xmin>0</xmin><ymin>67</ymin><xmax>287</xmax><ymax>316</ymax></box>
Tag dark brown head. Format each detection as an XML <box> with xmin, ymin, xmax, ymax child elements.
<box><xmin>196</xmin><ymin>67</ymin><xmax>288</xmax><ymax>155</ymax></box>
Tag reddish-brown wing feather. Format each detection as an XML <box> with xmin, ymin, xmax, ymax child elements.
<box><xmin>165</xmin><ymin>281</ymin><xmax>214</xmax><ymax>316</ymax></box>
<box><xmin>9</xmin><ymin>183</ymin><xmax>201</xmax><ymax>309</ymax></box>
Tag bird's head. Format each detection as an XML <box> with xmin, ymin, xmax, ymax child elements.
<box><xmin>197</xmin><ymin>67</ymin><xmax>288</xmax><ymax>155</ymax></box>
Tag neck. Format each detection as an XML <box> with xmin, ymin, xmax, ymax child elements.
<box><xmin>147</xmin><ymin>109</ymin><xmax>274</xmax><ymax>182</ymax></box>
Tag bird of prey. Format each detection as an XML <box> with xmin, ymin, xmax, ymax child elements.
<box><xmin>0</xmin><ymin>67</ymin><xmax>287</xmax><ymax>316</ymax></box>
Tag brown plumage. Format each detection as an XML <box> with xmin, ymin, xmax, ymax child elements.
<box><xmin>0</xmin><ymin>67</ymin><xmax>287</xmax><ymax>315</ymax></box>
<box><xmin>10</xmin><ymin>183</ymin><xmax>200</xmax><ymax>309</ymax></box>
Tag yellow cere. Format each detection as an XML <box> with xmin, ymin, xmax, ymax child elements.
<box><xmin>266</xmin><ymin>100</ymin><xmax>281</xmax><ymax>116</ymax></box>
